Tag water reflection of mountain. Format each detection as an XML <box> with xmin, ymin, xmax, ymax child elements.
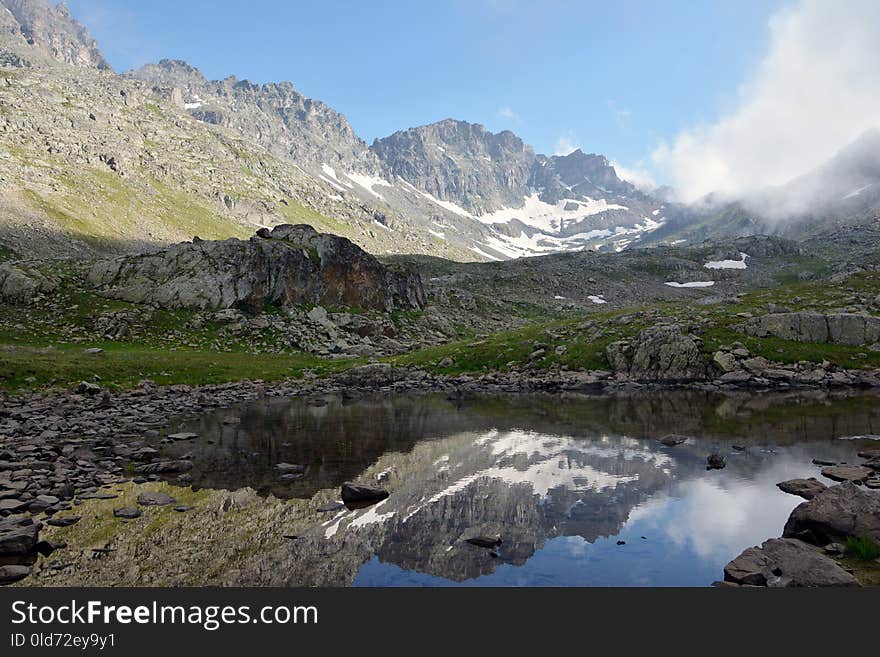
<box><xmin>156</xmin><ymin>390</ymin><xmax>876</xmax><ymax>586</ymax></box>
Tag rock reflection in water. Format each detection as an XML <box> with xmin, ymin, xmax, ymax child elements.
<box><xmin>160</xmin><ymin>390</ymin><xmax>875</xmax><ymax>586</ymax></box>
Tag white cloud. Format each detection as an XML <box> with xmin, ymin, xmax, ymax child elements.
<box><xmin>611</xmin><ymin>160</ymin><xmax>657</xmax><ymax>191</ymax></box>
<box><xmin>497</xmin><ymin>105</ymin><xmax>517</xmax><ymax>121</ymax></box>
<box><xmin>653</xmin><ymin>0</ymin><xmax>880</xmax><ymax>203</ymax></box>
<box><xmin>554</xmin><ymin>135</ymin><xmax>579</xmax><ymax>156</ymax></box>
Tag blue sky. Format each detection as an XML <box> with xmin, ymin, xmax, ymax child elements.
<box><xmin>65</xmin><ymin>0</ymin><xmax>786</xmax><ymax>183</ymax></box>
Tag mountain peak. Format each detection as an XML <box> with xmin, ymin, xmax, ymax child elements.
<box><xmin>0</xmin><ymin>0</ymin><xmax>109</xmax><ymax>70</ymax></box>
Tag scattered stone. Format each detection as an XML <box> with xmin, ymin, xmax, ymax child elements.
<box><xmin>784</xmin><ymin>482</ymin><xmax>880</xmax><ymax>545</ymax></box>
<box><xmin>776</xmin><ymin>478</ymin><xmax>827</xmax><ymax>500</ymax></box>
<box><xmin>137</xmin><ymin>492</ymin><xmax>176</xmax><ymax>506</ymax></box>
<box><xmin>706</xmin><ymin>453</ymin><xmax>726</xmax><ymax>470</ymax></box>
<box><xmin>74</xmin><ymin>381</ymin><xmax>101</xmax><ymax>395</ymax></box>
<box><xmin>113</xmin><ymin>507</ymin><xmax>142</xmax><ymax>519</ymax></box>
<box><xmin>341</xmin><ymin>482</ymin><xmax>389</xmax><ymax>508</ymax></box>
<box><xmin>0</xmin><ymin>564</ymin><xmax>31</xmax><ymax>584</ymax></box>
<box><xmin>812</xmin><ymin>458</ymin><xmax>836</xmax><ymax>466</ymax></box>
<box><xmin>133</xmin><ymin>460</ymin><xmax>192</xmax><ymax>474</ymax></box>
<box><xmin>821</xmin><ymin>464</ymin><xmax>873</xmax><ymax>482</ymax></box>
<box><xmin>173</xmin><ymin>506</ymin><xmax>194</xmax><ymax>513</ymax></box>
<box><xmin>46</xmin><ymin>516</ymin><xmax>81</xmax><ymax>527</ymax></box>
<box><xmin>167</xmin><ymin>432</ymin><xmax>198</xmax><ymax>441</ymax></box>
<box><xmin>0</xmin><ymin>517</ymin><xmax>39</xmax><ymax>555</ymax></box>
<box><xmin>83</xmin><ymin>348</ymin><xmax>104</xmax><ymax>354</ymax></box>
<box><xmin>275</xmin><ymin>463</ymin><xmax>305</xmax><ymax>474</ymax></box>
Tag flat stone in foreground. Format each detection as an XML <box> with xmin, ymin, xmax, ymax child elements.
<box><xmin>724</xmin><ymin>538</ymin><xmax>859</xmax><ymax>587</ymax></box>
<box><xmin>821</xmin><ymin>464</ymin><xmax>873</xmax><ymax>482</ymax></box>
<box><xmin>776</xmin><ymin>478</ymin><xmax>827</xmax><ymax>500</ymax></box>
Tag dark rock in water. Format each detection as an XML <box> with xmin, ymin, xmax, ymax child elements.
<box><xmin>783</xmin><ymin>482</ymin><xmax>880</xmax><ymax>545</ymax></box>
<box><xmin>341</xmin><ymin>482</ymin><xmax>389</xmax><ymax>508</ymax></box>
<box><xmin>617</xmin><ymin>540</ymin><xmax>626</xmax><ymax>546</ymax></box>
<box><xmin>466</xmin><ymin>535</ymin><xmax>502</xmax><ymax>549</ymax></box>
<box><xmin>706</xmin><ymin>453</ymin><xmax>726</xmax><ymax>470</ymax></box>
<box><xmin>46</xmin><ymin>516</ymin><xmax>81</xmax><ymax>527</ymax></box>
<box><xmin>113</xmin><ymin>507</ymin><xmax>142</xmax><ymax>519</ymax></box>
<box><xmin>133</xmin><ymin>460</ymin><xmax>192</xmax><ymax>475</ymax></box>
<box><xmin>137</xmin><ymin>492</ymin><xmax>176</xmax><ymax>506</ymax></box>
<box><xmin>0</xmin><ymin>517</ymin><xmax>39</xmax><ymax>555</ymax></box>
<box><xmin>278</xmin><ymin>473</ymin><xmax>304</xmax><ymax>482</ymax></box>
<box><xmin>821</xmin><ymin>464</ymin><xmax>873</xmax><ymax>482</ymax></box>
<box><xmin>659</xmin><ymin>434</ymin><xmax>688</xmax><ymax>447</ymax></box>
<box><xmin>776</xmin><ymin>478</ymin><xmax>827</xmax><ymax>500</ymax></box>
<box><xmin>723</xmin><ymin>538</ymin><xmax>858</xmax><ymax>587</ymax></box>
<box><xmin>0</xmin><ymin>564</ymin><xmax>31</xmax><ymax>584</ymax></box>
<box><xmin>275</xmin><ymin>463</ymin><xmax>305</xmax><ymax>474</ymax></box>
<box><xmin>812</xmin><ymin>458</ymin><xmax>837</xmax><ymax>466</ymax></box>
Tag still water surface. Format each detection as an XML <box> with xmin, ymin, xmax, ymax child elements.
<box><xmin>161</xmin><ymin>390</ymin><xmax>878</xmax><ymax>586</ymax></box>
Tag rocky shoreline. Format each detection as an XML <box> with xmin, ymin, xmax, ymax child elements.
<box><xmin>2</xmin><ymin>363</ymin><xmax>880</xmax><ymax>585</ymax></box>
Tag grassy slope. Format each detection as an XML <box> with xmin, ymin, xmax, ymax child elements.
<box><xmin>1</xmin><ymin>268</ymin><xmax>879</xmax><ymax>391</ymax></box>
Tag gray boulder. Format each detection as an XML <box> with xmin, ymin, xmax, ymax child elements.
<box><xmin>341</xmin><ymin>481</ymin><xmax>389</xmax><ymax>508</ymax></box>
<box><xmin>0</xmin><ymin>564</ymin><xmax>31</xmax><ymax>584</ymax></box>
<box><xmin>723</xmin><ymin>538</ymin><xmax>859</xmax><ymax>587</ymax></box>
<box><xmin>605</xmin><ymin>324</ymin><xmax>709</xmax><ymax>382</ymax></box>
<box><xmin>0</xmin><ymin>263</ymin><xmax>57</xmax><ymax>304</ymax></box>
<box><xmin>88</xmin><ymin>225</ymin><xmax>425</xmax><ymax>313</ymax></box>
<box><xmin>0</xmin><ymin>516</ymin><xmax>39</xmax><ymax>555</ymax></box>
<box><xmin>783</xmin><ymin>482</ymin><xmax>880</xmax><ymax>545</ymax></box>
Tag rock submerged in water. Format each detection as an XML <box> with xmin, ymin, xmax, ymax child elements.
<box><xmin>466</xmin><ymin>535</ymin><xmax>502</xmax><ymax>549</ymax></box>
<box><xmin>341</xmin><ymin>481</ymin><xmax>389</xmax><ymax>508</ymax></box>
<box><xmin>87</xmin><ymin>224</ymin><xmax>426</xmax><ymax>313</ymax></box>
<box><xmin>776</xmin><ymin>478</ymin><xmax>827</xmax><ymax>500</ymax></box>
<box><xmin>659</xmin><ymin>434</ymin><xmax>689</xmax><ymax>447</ymax></box>
<box><xmin>706</xmin><ymin>453</ymin><xmax>726</xmax><ymax>470</ymax></box>
<box><xmin>723</xmin><ymin>538</ymin><xmax>859</xmax><ymax>587</ymax></box>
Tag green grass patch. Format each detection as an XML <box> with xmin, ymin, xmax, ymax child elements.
<box><xmin>846</xmin><ymin>535</ymin><xmax>880</xmax><ymax>562</ymax></box>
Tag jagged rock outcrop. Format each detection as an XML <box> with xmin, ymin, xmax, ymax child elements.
<box><xmin>128</xmin><ymin>59</ymin><xmax>380</xmax><ymax>174</ymax></box>
<box><xmin>0</xmin><ymin>262</ymin><xmax>57</xmax><ymax>303</ymax></box>
<box><xmin>743</xmin><ymin>312</ymin><xmax>880</xmax><ymax>346</ymax></box>
<box><xmin>605</xmin><ymin>324</ymin><xmax>709</xmax><ymax>381</ymax></box>
<box><xmin>0</xmin><ymin>0</ymin><xmax>109</xmax><ymax>69</ymax></box>
<box><xmin>371</xmin><ymin>119</ymin><xmax>535</xmax><ymax>214</ymax></box>
<box><xmin>87</xmin><ymin>224</ymin><xmax>425</xmax><ymax>313</ymax></box>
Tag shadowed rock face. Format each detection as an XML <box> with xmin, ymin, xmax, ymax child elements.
<box><xmin>87</xmin><ymin>224</ymin><xmax>426</xmax><ymax>313</ymax></box>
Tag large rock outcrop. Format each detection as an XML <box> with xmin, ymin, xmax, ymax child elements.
<box><xmin>605</xmin><ymin>324</ymin><xmax>710</xmax><ymax>382</ymax></box>
<box><xmin>783</xmin><ymin>482</ymin><xmax>880</xmax><ymax>546</ymax></box>
<box><xmin>0</xmin><ymin>262</ymin><xmax>57</xmax><ymax>304</ymax></box>
<box><xmin>88</xmin><ymin>224</ymin><xmax>426</xmax><ymax>313</ymax></box>
<box><xmin>743</xmin><ymin>312</ymin><xmax>880</xmax><ymax>346</ymax></box>
<box><xmin>723</xmin><ymin>537</ymin><xmax>859</xmax><ymax>587</ymax></box>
